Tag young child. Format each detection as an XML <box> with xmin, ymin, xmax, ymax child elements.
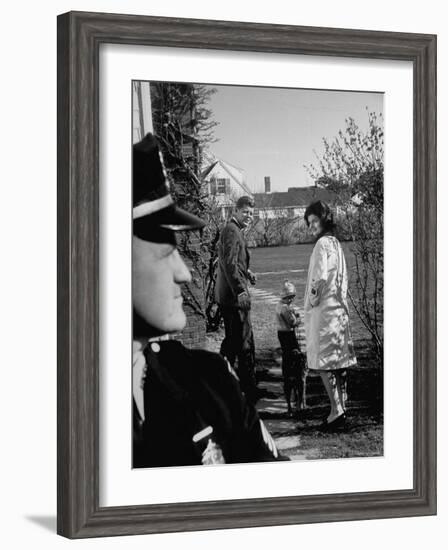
<box><xmin>276</xmin><ymin>280</ymin><xmax>307</xmax><ymax>416</ymax></box>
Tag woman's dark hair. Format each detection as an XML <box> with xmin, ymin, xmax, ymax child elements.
<box><xmin>304</xmin><ymin>200</ymin><xmax>336</xmax><ymax>235</ymax></box>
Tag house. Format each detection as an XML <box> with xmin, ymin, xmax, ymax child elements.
<box><xmin>247</xmin><ymin>186</ymin><xmax>342</xmax><ymax>246</ymax></box>
<box><xmin>201</xmin><ymin>154</ymin><xmax>253</xmax><ymax>218</ymax></box>
<box><xmin>253</xmin><ymin>186</ymin><xmax>339</xmax><ymax>221</ymax></box>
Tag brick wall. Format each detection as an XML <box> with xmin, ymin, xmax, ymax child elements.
<box><xmin>177</xmin><ymin>232</ymin><xmax>207</xmax><ymax>349</ymax></box>
<box><xmin>178</xmin><ymin>310</ymin><xmax>206</xmax><ymax>349</ymax></box>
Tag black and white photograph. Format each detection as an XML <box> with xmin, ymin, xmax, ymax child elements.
<box><xmin>132</xmin><ymin>81</ymin><xmax>384</xmax><ymax>468</ymax></box>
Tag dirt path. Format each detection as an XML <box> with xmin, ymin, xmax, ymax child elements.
<box><xmin>207</xmin><ymin>287</ymin><xmax>326</xmax><ymax>460</ymax></box>
<box><xmin>248</xmin><ymin>287</ymin><xmax>315</xmax><ymax>460</ymax></box>
<box><xmin>255</xmin><ymin>347</ymin><xmax>324</xmax><ymax>461</ymax></box>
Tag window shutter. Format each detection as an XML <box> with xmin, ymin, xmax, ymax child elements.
<box><xmin>210</xmin><ymin>179</ymin><xmax>217</xmax><ymax>195</ymax></box>
<box><xmin>225</xmin><ymin>179</ymin><xmax>231</xmax><ymax>195</ymax></box>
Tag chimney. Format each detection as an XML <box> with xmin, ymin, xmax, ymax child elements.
<box><xmin>264</xmin><ymin>176</ymin><xmax>271</xmax><ymax>193</ymax></box>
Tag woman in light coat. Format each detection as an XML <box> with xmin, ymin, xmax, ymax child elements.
<box><xmin>304</xmin><ymin>201</ymin><xmax>357</xmax><ymax>429</ymax></box>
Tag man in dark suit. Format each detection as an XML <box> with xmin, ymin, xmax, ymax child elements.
<box><xmin>215</xmin><ymin>196</ymin><xmax>258</xmax><ymax>405</ymax></box>
<box><xmin>132</xmin><ymin>134</ymin><xmax>283</xmax><ymax>468</ymax></box>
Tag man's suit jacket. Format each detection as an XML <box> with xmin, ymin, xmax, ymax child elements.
<box><xmin>215</xmin><ymin>217</ymin><xmax>250</xmax><ymax>308</ymax></box>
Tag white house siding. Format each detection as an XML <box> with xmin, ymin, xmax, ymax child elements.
<box><xmin>255</xmin><ymin>206</ymin><xmax>306</xmax><ymax>220</ymax></box>
<box><xmin>203</xmin><ymin>159</ymin><xmax>252</xmax><ymax>208</ymax></box>
<box><xmin>132</xmin><ymin>81</ymin><xmax>153</xmax><ymax>144</ymax></box>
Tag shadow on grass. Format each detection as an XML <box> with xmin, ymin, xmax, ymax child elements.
<box><xmin>258</xmin><ymin>340</ymin><xmax>383</xmax><ymax>411</ymax></box>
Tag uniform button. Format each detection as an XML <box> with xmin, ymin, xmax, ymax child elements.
<box><xmin>151</xmin><ymin>342</ymin><xmax>160</xmax><ymax>353</ymax></box>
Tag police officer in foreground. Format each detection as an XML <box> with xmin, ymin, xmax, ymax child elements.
<box><xmin>132</xmin><ymin>133</ymin><xmax>284</xmax><ymax>468</ymax></box>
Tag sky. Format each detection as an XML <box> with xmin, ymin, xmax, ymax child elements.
<box><xmin>204</xmin><ymin>85</ymin><xmax>383</xmax><ymax>193</ymax></box>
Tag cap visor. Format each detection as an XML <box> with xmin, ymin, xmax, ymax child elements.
<box><xmin>158</xmin><ymin>204</ymin><xmax>205</xmax><ymax>231</ymax></box>
<box><xmin>156</xmin><ymin>205</ymin><xmax>205</xmax><ymax>231</ymax></box>
<box><xmin>133</xmin><ymin>204</ymin><xmax>205</xmax><ymax>242</ymax></box>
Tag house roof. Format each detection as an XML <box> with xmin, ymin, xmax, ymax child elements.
<box><xmin>201</xmin><ymin>160</ymin><xmax>219</xmax><ymax>179</ymax></box>
<box><xmin>253</xmin><ymin>187</ymin><xmax>337</xmax><ymax>209</ymax></box>
<box><xmin>201</xmin><ymin>156</ymin><xmax>253</xmax><ymax>196</ymax></box>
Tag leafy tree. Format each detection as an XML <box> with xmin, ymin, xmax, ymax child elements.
<box><xmin>306</xmin><ymin>111</ymin><xmax>384</xmax><ymax>364</ymax></box>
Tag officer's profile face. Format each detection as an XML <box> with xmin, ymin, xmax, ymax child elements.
<box><xmin>132</xmin><ymin>235</ymin><xmax>192</xmax><ymax>333</ymax></box>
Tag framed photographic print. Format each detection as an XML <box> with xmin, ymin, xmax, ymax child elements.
<box><xmin>57</xmin><ymin>11</ymin><xmax>437</xmax><ymax>538</ymax></box>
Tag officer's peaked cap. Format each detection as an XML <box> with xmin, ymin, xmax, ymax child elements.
<box><xmin>133</xmin><ymin>133</ymin><xmax>205</xmax><ymax>240</ymax></box>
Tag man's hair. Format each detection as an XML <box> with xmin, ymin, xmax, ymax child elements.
<box><xmin>304</xmin><ymin>200</ymin><xmax>336</xmax><ymax>234</ymax></box>
<box><xmin>236</xmin><ymin>195</ymin><xmax>255</xmax><ymax>209</ymax></box>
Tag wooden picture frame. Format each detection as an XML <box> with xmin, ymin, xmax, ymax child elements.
<box><xmin>57</xmin><ymin>11</ymin><xmax>437</xmax><ymax>538</ymax></box>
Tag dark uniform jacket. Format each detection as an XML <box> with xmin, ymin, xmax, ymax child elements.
<box><xmin>215</xmin><ymin>218</ymin><xmax>251</xmax><ymax>308</ymax></box>
<box><xmin>133</xmin><ymin>339</ymin><xmax>283</xmax><ymax>468</ymax></box>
